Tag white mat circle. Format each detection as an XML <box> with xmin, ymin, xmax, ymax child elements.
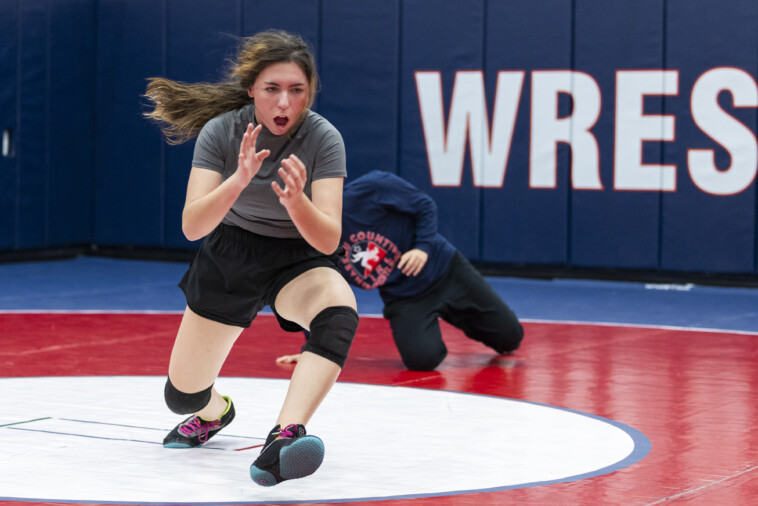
<box><xmin>0</xmin><ymin>376</ymin><xmax>648</xmax><ymax>504</ymax></box>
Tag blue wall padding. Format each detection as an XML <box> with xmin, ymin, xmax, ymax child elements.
<box><xmin>47</xmin><ymin>0</ymin><xmax>96</xmax><ymax>246</ymax></box>
<box><xmin>480</xmin><ymin>0</ymin><xmax>573</xmax><ymax>265</ymax></box>
<box><xmin>2</xmin><ymin>0</ymin><xmax>758</xmax><ymax>278</ymax></box>
<box><xmin>94</xmin><ymin>0</ymin><xmax>165</xmax><ymax>246</ymax></box>
<box><xmin>0</xmin><ymin>0</ymin><xmax>96</xmax><ymax>251</ymax></box>
<box><xmin>319</xmin><ymin>0</ymin><xmax>401</xmax><ymax>178</ymax></box>
<box><xmin>241</xmin><ymin>0</ymin><xmax>319</xmax><ymax>51</ymax></box>
<box><xmin>399</xmin><ymin>0</ymin><xmax>485</xmax><ymax>259</ymax></box>
<box><xmin>661</xmin><ymin>0</ymin><xmax>758</xmax><ymax>273</ymax></box>
<box><xmin>17</xmin><ymin>1</ymin><xmax>48</xmax><ymax>249</ymax></box>
<box><xmin>569</xmin><ymin>0</ymin><xmax>665</xmax><ymax>269</ymax></box>
<box><xmin>163</xmin><ymin>0</ymin><xmax>241</xmax><ymax>248</ymax></box>
<box><xmin>0</xmin><ymin>1</ymin><xmax>18</xmax><ymax>250</ymax></box>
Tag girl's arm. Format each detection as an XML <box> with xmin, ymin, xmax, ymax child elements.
<box><xmin>182</xmin><ymin>124</ymin><xmax>270</xmax><ymax>241</ymax></box>
<box><xmin>273</xmin><ymin>154</ymin><xmax>343</xmax><ymax>254</ymax></box>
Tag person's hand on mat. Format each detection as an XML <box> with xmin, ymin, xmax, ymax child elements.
<box><xmin>275</xmin><ymin>353</ymin><xmax>302</xmax><ymax>364</ymax></box>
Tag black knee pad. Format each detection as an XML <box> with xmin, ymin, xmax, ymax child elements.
<box><xmin>164</xmin><ymin>377</ymin><xmax>213</xmax><ymax>415</ymax></box>
<box><xmin>303</xmin><ymin>306</ymin><xmax>358</xmax><ymax>368</ymax></box>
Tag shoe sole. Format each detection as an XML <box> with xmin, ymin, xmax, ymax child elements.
<box><xmin>163</xmin><ymin>442</ymin><xmax>194</xmax><ymax>448</ymax></box>
<box><xmin>250</xmin><ymin>436</ymin><xmax>325</xmax><ymax>487</ymax></box>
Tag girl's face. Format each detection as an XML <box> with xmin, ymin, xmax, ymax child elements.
<box><xmin>248</xmin><ymin>61</ymin><xmax>309</xmax><ymax>136</ymax></box>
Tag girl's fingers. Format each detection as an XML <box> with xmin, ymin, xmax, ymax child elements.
<box><xmin>278</xmin><ymin>167</ymin><xmax>292</xmax><ymax>189</ymax></box>
<box><xmin>241</xmin><ymin>123</ymin><xmax>253</xmax><ymax>153</ymax></box>
<box><xmin>271</xmin><ymin>156</ymin><xmax>307</xmax><ymax>202</ymax></box>
<box><xmin>241</xmin><ymin>123</ymin><xmax>259</xmax><ymax>157</ymax></box>
<box><xmin>278</xmin><ymin>167</ymin><xmax>302</xmax><ymax>193</ymax></box>
<box><xmin>289</xmin><ymin>154</ymin><xmax>304</xmax><ymax>169</ymax></box>
<box><xmin>250</xmin><ymin>123</ymin><xmax>261</xmax><ymax>141</ymax></box>
<box><xmin>282</xmin><ymin>156</ymin><xmax>305</xmax><ymax>176</ymax></box>
<box><xmin>281</xmin><ymin>160</ymin><xmax>305</xmax><ymax>189</ymax></box>
<box><xmin>271</xmin><ymin>181</ymin><xmax>285</xmax><ymax>197</ymax></box>
<box><xmin>256</xmin><ymin>149</ymin><xmax>271</xmax><ymax>162</ymax></box>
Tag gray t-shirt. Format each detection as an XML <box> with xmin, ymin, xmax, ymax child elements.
<box><xmin>192</xmin><ymin>104</ymin><xmax>346</xmax><ymax>238</ymax></box>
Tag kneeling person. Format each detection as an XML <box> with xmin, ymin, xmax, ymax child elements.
<box><xmin>278</xmin><ymin>170</ymin><xmax>523</xmax><ymax>371</ymax></box>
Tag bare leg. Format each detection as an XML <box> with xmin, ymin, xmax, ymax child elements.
<box><xmin>273</xmin><ymin>267</ymin><xmax>356</xmax><ymax>426</ymax></box>
<box><xmin>276</xmin><ymin>352</ymin><xmax>340</xmax><ymax>425</ymax></box>
<box><xmin>167</xmin><ymin>306</ymin><xmax>243</xmax><ymax>420</ymax></box>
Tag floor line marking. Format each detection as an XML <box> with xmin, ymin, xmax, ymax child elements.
<box><xmin>6</xmin><ymin>423</ymin><xmax>265</xmax><ymax>450</ymax></box>
<box><xmin>234</xmin><ymin>444</ymin><xmax>264</xmax><ymax>451</ymax></box>
<box><xmin>7</xmin><ymin>426</ymin><xmax>168</xmax><ymax>447</ymax></box>
<box><xmin>644</xmin><ymin>464</ymin><xmax>758</xmax><ymax>505</ymax></box>
<box><xmin>58</xmin><ymin>417</ymin><xmax>264</xmax><ymax>441</ymax></box>
<box><xmin>0</xmin><ymin>417</ymin><xmax>51</xmax><ymax>428</ymax></box>
<box><xmin>58</xmin><ymin>417</ymin><xmax>168</xmax><ymax>431</ymax></box>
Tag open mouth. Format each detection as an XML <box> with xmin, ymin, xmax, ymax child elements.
<box><xmin>274</xmin><ymin>116</ymin><xmax>288</xmax><ymax>127</ymax></box>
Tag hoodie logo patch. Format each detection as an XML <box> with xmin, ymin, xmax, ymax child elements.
<box><xmin>340</xmin><ymin>231</ymin><xmax>401</xmax><ymax>290</ymax></box>
<box><xmin>350</xmin><ymin>242</ymin><xmax>387</xmax><ymax>277</ymax></box>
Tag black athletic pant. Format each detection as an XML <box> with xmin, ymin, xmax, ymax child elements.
<box><xmin>382</xmin><ymin>252</ymin><xmax>524</xmax><ymax>371</ymax></box>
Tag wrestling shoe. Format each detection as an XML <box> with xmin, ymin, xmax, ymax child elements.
<box><xmin>163</xmin><ymin>396</ymin><xmax>235</xmax><ymax>448</ymax></box>
<box><xmin>250</xmin><ymin>423</ymin><xmax>325</xmax><ymax>486</ymax></box>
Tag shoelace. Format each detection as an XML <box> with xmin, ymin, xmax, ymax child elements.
<box><xmin>179</xmin><ymin>416</ymin><xmax>221</xmax><ymax>443</ymax></box>
<box><xmin>274</xmin><ymin>424</ymin><xmax>298</xmax><ymax>440</ymax></box>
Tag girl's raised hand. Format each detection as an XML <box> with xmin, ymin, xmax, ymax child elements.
<box><xmin>272</xmin><ymin>154</ymin><xmax>307</xmax><ymax>207</ymax></box>
<box><xmin>235</xmin><ymin>123</ymin><xmax>270</xmax><ymax>186</ymax></box>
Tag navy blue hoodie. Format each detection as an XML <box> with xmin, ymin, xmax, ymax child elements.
<box><xmin>337</xmin><ymin>170</ymin><xmax>457</xmax><ymax>304</ymax></box>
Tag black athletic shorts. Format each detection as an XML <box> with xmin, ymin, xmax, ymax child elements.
<box><xmin>179</xmin><ymin>223</ymin><xmax>342</xmax><ymax>329</ymax></box>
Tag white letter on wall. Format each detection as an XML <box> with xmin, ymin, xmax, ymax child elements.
<box><xmin>614</xmin><ymin>70</ymin><xmax>678</xmax><ymax>191</ymax></box>
<box><xmin>415</xmin><ymin>70</ymin><xmax>523</xmax><ymax>187</ymax></box>
<box><xmin>688</xmin><ymin>67</ymin><xmax>758</xmax><ymax>196</ymax></box>
<box><xmin>530</xmin><ymin>71</ymin><xmax>602</xmax><ymax>190</ymax></box>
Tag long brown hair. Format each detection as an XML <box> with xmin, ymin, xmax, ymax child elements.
<box><xmin>144</xmin><ymin>30</ymin><xmax>319</xmax><ymax>145</ymax></box>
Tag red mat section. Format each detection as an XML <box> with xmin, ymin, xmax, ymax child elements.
<box><xmin>1</xmin><ymin>313</ymin><xmax>757</xmax><ymax>505</ymax></box>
